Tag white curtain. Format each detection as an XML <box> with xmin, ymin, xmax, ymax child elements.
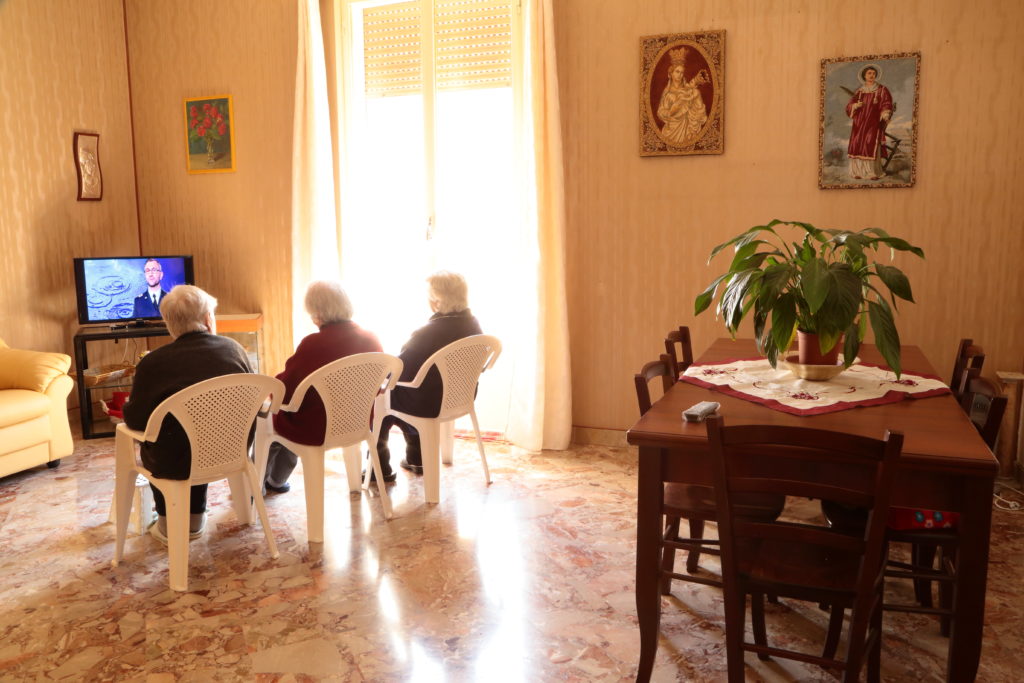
<box><xmin>297</xmin><ymin>0</ymin><xmax>572</xmax><ymax>451</ymax></box>
<box><xmin>505</xmin><ymin>0</ymin><xmax>572</xmax><ymax>452</ymax></box>
<box><xmin>291</xmin><ymin>0</ymin><xmax>340</xmax><ymax>345</ymax></box>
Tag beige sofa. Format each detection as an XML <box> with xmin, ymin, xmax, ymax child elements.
<box><xmin>0</xmin><ymin>337</ymin><xmax>74</xmax><ymax>478</ymax></box>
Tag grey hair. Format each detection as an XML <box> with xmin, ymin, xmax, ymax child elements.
<box><xmin>160</xmin><ymin>285</ymin><xmax>217</xmax><ymax>338</ymax></box>
<box><xmin>304</xmin><ymin>280</ymin><xmax>353</xmax><ymax>324</ymax></box>
<box><xmin>427</xmin><ymin>271</ymin><xmax>469</xmax><ymax>314</ymax></box>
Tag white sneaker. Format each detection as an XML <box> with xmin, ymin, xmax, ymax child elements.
<box><xmin>149</xmin><ymin>518</ymin><xmax>168</xmax><ymax>546</ymax></box>
<box><xmin>148</xmin><ymin>515</ymin><xmax>206</xmax><ymax>543</ymax></box>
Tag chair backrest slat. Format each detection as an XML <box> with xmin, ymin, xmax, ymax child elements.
<box><xmin>950</xmin><ymin>338</ymin><xmax>985</xmax><ymax>399</ymax></box>
<box><xmin>730</xmin><ymin>478</ymin><xmax>874</xmax><ymax>508</ymax></box>
<box><xmin>734</xmin><ymin>521</ymin><xmax>867</xmax><ymax>555</ymax></box>
<box><xmin>634</xmin><ymin>354</ymin><xmax>674</xmax><ymax>416</ymax></box>
<box><xmin>958</xmin><ymin>366</ymin><xmax>1008</xmax><ymax>450</ymax></box>
<box><xmin>664</xmin><ymin>326</ymin><xmax>694</xmax><ymax>379</ymax></box>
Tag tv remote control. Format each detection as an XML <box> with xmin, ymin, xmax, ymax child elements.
<box><xmin>683</xmin><ymin>401</ymin><xmax>720</xmax><ymax>422</ymax></box>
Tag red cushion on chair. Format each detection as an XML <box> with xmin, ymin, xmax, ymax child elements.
<box><xmin>887</xmin><ymin>506</ymin><xmax>959</xmax><ymax>530</ymax></box>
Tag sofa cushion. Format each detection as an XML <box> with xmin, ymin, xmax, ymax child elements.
<box><xmin>0</xmin><ymin>348</ymin><xmax>72</xmax><ymax>392</ymax></box>
<box><xmin>0</xmin><ymin>390</ymin><xmax>52</xmax><ymax>428</ymax></box>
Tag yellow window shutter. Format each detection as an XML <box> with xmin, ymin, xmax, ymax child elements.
<box><xmin>363</xmin><ymin>0</ymin><xmax>511</xmax><ymax>97</ymax></box>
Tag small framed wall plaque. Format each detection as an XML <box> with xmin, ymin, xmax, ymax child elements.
<box><xmin>74</xmin><ymin>132</ymin><xmax>102</xmax><ymax>200</ymax></box>
<box><xmin>640</xmin><ymin>30</ymin><xmax>725</xmax><ymax>156</ymax></box>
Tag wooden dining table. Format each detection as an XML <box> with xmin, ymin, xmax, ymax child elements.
<box><xmin>626</xmin><ymin>338</ymin><xmax>997</xmax><ymax>682</ymax></box>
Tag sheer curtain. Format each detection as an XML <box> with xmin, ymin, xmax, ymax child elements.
<box><xmin>291</xmin><ymin>0</ymin><xmax>340</xmax><ymax>345</ymax></box>
<box><xmin>506</xmin><ymin>0</ymin><xmax>571</xmax><ymax>451</ymax></box>
<box><xmin>295</xmin><ymin>0</ymin><xmax>571</xmax><ymax>452</ymax></box>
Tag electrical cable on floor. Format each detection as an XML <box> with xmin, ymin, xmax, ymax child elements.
<box><xmin>994</xmin><ymin>481</ymin><xmax>1024</xmax><ymax>512</ymax></box>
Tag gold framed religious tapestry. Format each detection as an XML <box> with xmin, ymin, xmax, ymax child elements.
<box><xmin>639</xmin><ymin>30</ymin><xmax>724</xmax><ymax>157</ymax></box>
<box><xmin>819</xmin><ymin>53</ymin><xmax>920</xmax><ymax>189</ymax></box>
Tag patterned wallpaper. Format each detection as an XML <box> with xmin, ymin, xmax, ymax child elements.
<box><xmin>125</xmin><ymin>0</ymin><xmax>297</xmax><ymax>374</ymax></box>
<box><xmin>0</xmin><ymin>0</ymin><xmax>139</xmax><ymax>353</ymax></box>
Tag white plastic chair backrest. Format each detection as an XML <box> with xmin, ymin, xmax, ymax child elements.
<box><xmin>142</xmin><ymin>373</ymin><xmax>284</xmax><ymax>481</ymax></box>
<box><xmin>281</xmin><ymin>352</ymin><xmax>403</xmax><ymax>450</ymax></box>
<box><xmin>404</xmin><ymin>335</ymin><xmax>501</xmax><ymax>421</ymax></box>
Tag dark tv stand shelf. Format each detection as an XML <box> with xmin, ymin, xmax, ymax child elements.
<box><xmin>73</xmin><ymin>314</ymin><xmax>263</xmax><ymax>439</ymax></box>
<box><xmin>73</xmin><ymin>325</ymin><xmax>173</xmax><ymax>439</ymax></box>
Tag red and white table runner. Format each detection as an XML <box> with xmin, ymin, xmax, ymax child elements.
<box><xmin>681</xmin><ymin>358</ymin><xmax>950</xmax><ymax>416</ymax></box>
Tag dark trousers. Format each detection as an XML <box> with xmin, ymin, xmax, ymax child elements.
<box><xmin>151</xmin><ymin>483</ymin><xmax>208</xmax><ymax>516</ymax></box>
<box><xmin>264</xmin><ymin>442</ymin><xmax>299</xmax><ymax>487</ymax></box>
<box><xmin>376</xmin><ymin>415</ymin><xmax>422</xmax><ymax>473</ymax></box>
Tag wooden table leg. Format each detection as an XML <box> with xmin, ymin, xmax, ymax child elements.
<box><xmin>636</xmin><ymin>446</ymin><xmax>664</xmax><ymax>682</ymax></box>
<box><xmin>947</xmin><ymin>476</ymin><xmax>994</xmax><ymax>682</ymax></box>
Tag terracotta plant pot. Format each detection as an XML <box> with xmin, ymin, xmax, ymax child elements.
<box><xmin>797</xmin><ymin>330</ymin><xmax>841</xmax><ymax>366</ymax></box>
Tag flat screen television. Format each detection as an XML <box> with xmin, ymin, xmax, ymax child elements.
<box><xmin>74</xmin><ymin>255</ymin><xmax>195</xmax><ymax>325</ymax></box>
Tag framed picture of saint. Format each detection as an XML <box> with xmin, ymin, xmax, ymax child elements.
<box><xmin>640</xmin><ymin>30</ymin><xmax>724</xmax><ymax>156</ymax></box>
<box><xmin>819</xmin><ymin>52</ymin><xmax>920</xmax><ymax>189</ymax></box>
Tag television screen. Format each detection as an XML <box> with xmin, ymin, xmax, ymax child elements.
<box><xmin>74</xmin><ymin>255</ymin><xmax>195</xmax><ymax>324</ymax></box>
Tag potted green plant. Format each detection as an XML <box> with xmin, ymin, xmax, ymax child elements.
<box><xmin>693</xmin><ymin>219</ymin><xmax>924</xmax><ymax>377</ymax></box>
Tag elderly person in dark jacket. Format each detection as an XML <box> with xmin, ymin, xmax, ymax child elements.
<box><xmin>263</xmin><ymin>280</ymin><xmax>382</xmax><ymax>492</ymax></box>
<box><xmin>378</xmin><ymin>271</ymin><xmax>482</xmax><ymax>477</ymax></box>
<box><xmin>124</xmin><ymin>285</ymin><xmax>252</xmax><ymax>544</ymax></box>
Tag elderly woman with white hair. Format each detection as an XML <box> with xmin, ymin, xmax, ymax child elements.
<box><xmin>124</xmin><ymin>285</ymin><xmax>253</xmax><ymax>544</ymax></box>
<box><xmin>377</xmin><ymin>271</ymin><xmax>482</xmax><ymax>477</ymax></box>
<box><xmin>263</xmin><ymin>280</ymin><xmax>382</xmax><ymax>492</ymax></box>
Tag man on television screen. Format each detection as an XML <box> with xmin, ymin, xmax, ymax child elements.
<box><xmin>132</xmin><ymin>258</ymin><xmax>169</xmax><ymax>318</ymax></box>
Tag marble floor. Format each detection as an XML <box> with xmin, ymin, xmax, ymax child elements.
<box><xmin>1</xmin><ymin>431</ymin><xmax>1022</xmax><ymax>682</ymax></box>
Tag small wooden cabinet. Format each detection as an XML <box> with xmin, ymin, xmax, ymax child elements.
<box><xmin>73</xmin><ymin>314</ymin><xmax>263</xmax><ymax>439</ymax></box>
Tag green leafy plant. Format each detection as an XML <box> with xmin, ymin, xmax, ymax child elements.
<box><xmin>693</xmin><ymin>219</ymin><xmax>924</xmax><ymax>377</ymax></box>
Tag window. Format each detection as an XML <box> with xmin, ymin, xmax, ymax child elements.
<box><xmin>340</xmin><ymin>0</ymin><xmax>518</xmax><ymax>435</ymax></box>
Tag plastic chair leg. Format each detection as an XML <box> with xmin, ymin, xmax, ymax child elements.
<box><xmin>227</xmin><ymin>472</ymin><xmax>253</xmax><ymax>525</ymax></box>
<box><xmin>300</xmin><ymin>450</ymin><xmax>326</xmax><ymax>543</ymax></box>
<box><xmin>342</xmin><ymin>445</ymin><xmax>362</xmax><ymax>493</ymax></box>
<box><xmin>160</xmin><ymin>480</ymin><xmax>192</xmax><ymax>592</ymax></box>
<box><xmin>254</xmin><ymin>420</ymin><xmax>272</xmax><ymax>486</ymax></box>
<box><xmin>468</xmin><ymin>409</ymin><xmax>491</xmax><ymax>485</ymax></box>
<box><xmin>418</xmin><ymin>420</ymin><xmax>441</xmax><ymax>504</ymax></box>
<box><xmin>245</xmin><ymin>463</ymin><xmax>279</xmax><ymax>558</ymax></box>
<box><xmin>367</xmin><ymin>440</ymin><xmax>393</xmax><ymax>520</ymax></box>
<box><xmin>112</xmin><ymin>433</ymin><xmax>138</xmax><ymax>565</ymax></box>
<box><xmin>440</xmin><ymin>421</ymin><xmax>455</xmax><ymax>465</ymax></box>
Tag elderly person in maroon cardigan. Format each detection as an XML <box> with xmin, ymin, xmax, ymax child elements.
<box><xmin>264</xmin><ymin>280</ymin><xmax>382</xmax><ymax>493</ymax></box>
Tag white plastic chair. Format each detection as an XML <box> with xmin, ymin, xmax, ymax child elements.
<box><xmin>383</xmin><ymin>334</ymin><xmax>501</xmax><ymax>504</ymax></box>
<box><xmin>112</xmin><ymin>373</ymin><xmax>283</xmax><ymax>592</ymax></box>
<box><xmin>256</xmin><ymin>352</ymin><xmax>403</xmax><ymax>540</ymax></box>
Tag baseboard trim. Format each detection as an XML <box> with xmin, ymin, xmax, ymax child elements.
<box><xmin>572</xmin><ymin>426</ymin><xmax>628</xmax><ymax>448</ymax></box>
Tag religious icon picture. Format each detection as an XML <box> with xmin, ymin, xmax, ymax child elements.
<box><xmin>639</xmin><ymin>30</ymin><xmax>725</xmax><ymax>156</ymax></box>
<box><xmin>74</xmin><ymin>132</ymin><xmax>102</xmax><ymax>201</ymax></box>
<box><xmin>819</xmin><ymin>52</ymin><xmax>920</xmax><ymax>189</ymax></box>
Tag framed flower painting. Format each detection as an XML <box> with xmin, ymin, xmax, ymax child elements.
<box><xmin>819</xmin><ymin>53</ymin><xmax>920</xmax><ymax>189</ymax></box>
<box><xmin>184</xmin><ymin>95</ymin><xmax>235</xmax><ymax>174</ymax></box>
<box><xmin>639</xmin><ymin>30</ymin><xmax>725</xmax><ymax>156</ymax></box>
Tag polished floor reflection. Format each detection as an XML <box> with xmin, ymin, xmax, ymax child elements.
<box><xmin>1</xmin><ymin>430</ymin><xmax>1022</xmax><ymax>681</ymax></box>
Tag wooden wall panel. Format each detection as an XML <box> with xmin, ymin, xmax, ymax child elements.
<box><xmin>0</xmin><ymin>0</ymin><xmax>139</xmax><ymax>356</ymax></box>
<box><xmin>124</xmin><ymin>0</ymin><xmax>297</xmax><ymax>375</ymax></box>
<box><xmin>554</xmin><ymin>0</ymin><xmax>1024</xmax><ymax>430</ymax></box>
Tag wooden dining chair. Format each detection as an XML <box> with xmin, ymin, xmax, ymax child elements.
<box><xmin>884</xmin><ymin>365</ymin><xmax>1008</xmax><ymax>635</ymax></box>
<box><xmin>634</xmin><ymin>356</ymin><xmax>784</xmax><ymax>597</ymax></box>
<box><xmin>635</xmin><ymin>354</ymin><xmax>721</xmax><ymax>593</ymax></box>
<box><xmin>663</xmin><ymin>326</ymin><xmax>694</xmax><ymax>380</ymax></box>
<box><xmin>950</xmin><ymin>338</ymin><xmax>985</xmax><ymax>400</ymax></box>
<box><xmin>706</xmin><ymin>416</ymin><xmax>903</xmax><ymax>682</ymax></box>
